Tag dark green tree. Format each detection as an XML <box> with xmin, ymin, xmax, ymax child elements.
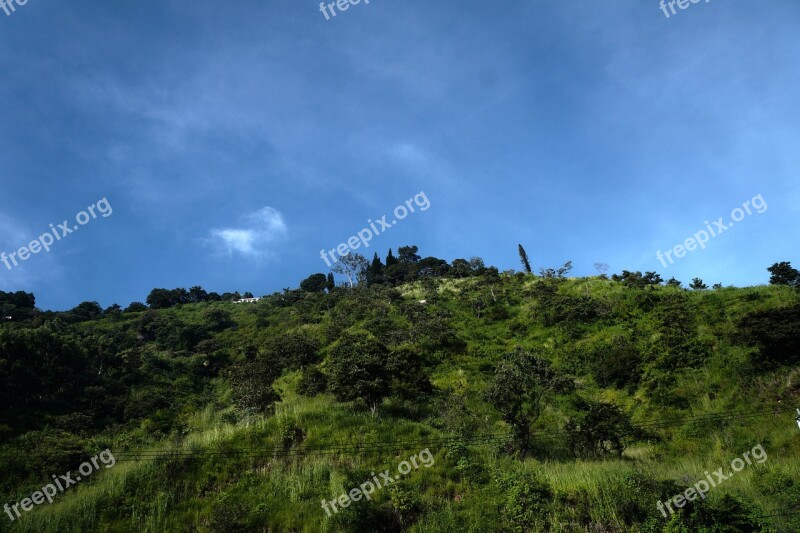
<box><xmin>483</xmin><ymin>348</ymin><xmax>572</xmax><ymax>455</ymax></box>
<box><xmin>469</xmin><ymin>257</ymin><xmax>486</xmax><ymax>275</ymax></box>
<box><xmin>417</xmin><ymin>257</ymin><xmax>449</xmax><ymax>278</ymax></box>
<box><xmin>611</xmin><ymin>271</ymin><xmax>662</xmax><ymax>289</ymax></box>
<box><xmin>450</xmin><ymin>259</ymin><xmax>472</xmax><ymax>278</ymax></box>
<box><xmin>384</xmin><ymin>264</ymin><xmax>406</xmax><ymax>285</ymax></box>
<box><xmin>367</xmin><ymin>253</ymin><xmax>385</xmax><ymax>286</ymax></box>
<box><xmin>386</xmin><ymin>346</ymin><xmax>433</xmax><ymax>400</ymax></box>
<box><xmin>738</xmin><ymin>303</ymin><xmax>800</xmax><ymax>367</ymax></box>
<box><xmin>300</xmin><ymin>273</ymin><xmax>328</xmax><ymax>293</ymax></box>
<box><xmin>590</xmin><ymin>335</ymin><xmax>643</xmax><ymax>390</ymax></box>
<box><xmin>297</xmin><ymin>366</ymin><xmax>328</xmax><ymax>396</ymax></box>
<box><xmin>227</xmin><ymin>353</ymin><xmax>282</xmax><ymax>414</ymax></box>
<box><xmin>767</xmin><ymin>262</ymin><xmax>800</xmax><ymax>286</ymax></box>
<box><xmin>518</xmin><ymin>244</ymin><xmax>532</xmax><ymax>274</ymax></box>
<box><xmin>386</xmin><ymin>245</ymin><xmax>420</xmax><ymax>282</ymax></box>
<box><xmin>188</xmin><ymin>286</ymin><xmax>208</xmax><ymax>302</ymax></box>
<box><xmin>146</xmin><ymin>288</ymin><xmax>174</xmax><ymax>309</ymax></box>
<box><xmin>386</xmin><ymin>249</ymin><xmax>398</xmax><ymax>267</ymax></box>
<box><xmin>104</xmin><ymin>304</ymin><xmax>122</xmax><ymax>318</ymax></box>
<box><xmin>171</xmin><ymin>288</ymin><xmax>190</xmax><ymax>304</ymax></box>
<box><xmin>203</xmin><ymin>308</ymin><xmax>235</xmax><ymax>331</ymax></box>
<box><xmin>398</xmin><ymin>245</ymin><xmax>421</xmax><ymax>264</ymax></box>
<box><xmin>0</xmin><ymin>291</ymin><xmax>35</xmax><ymax>309</ymax></box>
<box><xmin>123</xmin><ymin>301</ymin><xmax>148</xmax><ymax>313</ymax></box>
<box><xmin>326</xmin><ymin>272</ymin><xmax>335</xmax><ymax>292</ymax></box>
<box><xmin>263</xmin><ymin>332</ymin><xmax>320</xmax><ymax>370</ymax></box>
<box><xmin>666</xmin><ymin>277</ymin><xmax>682</xmax><ymax>288</ymax></box>
<box><xmin>689</xmin><ymin>278</ymin><xmax>708</xmax><ymax>290</ymax></box>
<box><xmin>69</xmin><ymin>301</ymin><xmax>103</xmax><ymax>321</ymax></box>
<box><xmin>564</xmin><ymin>398</ymin><xmax>638</xmax><ymax>458</ymax></box>
<box><xmin>327</xmin><ymin>333</ymin><xmax>391</xmax><ymax>412</ymax></box>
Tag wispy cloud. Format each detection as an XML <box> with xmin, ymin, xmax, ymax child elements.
<box><xmin>0</xmin><ymin>211</ymin><xmax>28</xmax><ymax>248</ymax></box>
<box><xmin>207</xmin><ymin>206</ymin><xmax>287</xmax><ymax>258</ymax></box>
<box><xmin>0</xmin><ymin>212</ymin><xmax>54</xmax><ymax>288</ymax></box>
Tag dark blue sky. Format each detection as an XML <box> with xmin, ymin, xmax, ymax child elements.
<box><xmin>1</xmin><ymin>0</ymin><xmax>798</xmax><ymax>310</ymax></box>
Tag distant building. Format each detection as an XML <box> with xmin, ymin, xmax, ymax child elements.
<box><xmin>2</xmin><ymin>316</ymin><xmax>11</xmax><ymax>320</ymax></box>
<box><xmin>233</xmin><ymin>297</ymin><xmax>261</xmax><ymax>304</ymax></box>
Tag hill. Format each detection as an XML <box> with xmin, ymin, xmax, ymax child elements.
<box><xmin>1</xmin><ymin>264</ymin><xmax>799</xmax><ymax>532</ymax></box>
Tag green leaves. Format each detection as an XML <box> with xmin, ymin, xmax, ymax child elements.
<box><xmin>484</xmin><ymin>348</ymin><xmax>572</xmax><ymax>454</ymax></box>
<box><xmin>226</xmin><ymin>353</ymin><xmax>282</xmax><ymax>414</ymax></box>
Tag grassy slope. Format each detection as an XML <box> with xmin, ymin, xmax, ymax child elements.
<box><xmin>5</xmin><ymin>277</ymin><xmax>800</xmax><ymax>532</ymax></box>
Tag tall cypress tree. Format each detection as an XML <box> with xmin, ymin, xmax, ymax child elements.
<box><xmin>518</xmin><ymin>244</ymin><xmax>532</xmax><ymax>274</ymax></box>
<box><xmin>386</xmin><ymin>249</ymin><xmax>398</xmax><ymax>267</ymax></box>
<box><xmin>368</xmin><ymin>253</ymin><xmax>385</xmax><ymax>286</ymax></box>
<box><xmin>326</xmin><ymin>272</ymin><xmax>335</xmax><ymax>292</ymax></box>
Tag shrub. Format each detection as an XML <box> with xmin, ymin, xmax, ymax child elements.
<box><xmin>484</xmin><ymin>348</ymin><xmax>572</xmax><ymax>455</ymax></box>
<box><xmin>263</xmin><ymin>331</ymin><xmax>320</xmax><ymax>370</ymax></box>
<box><xmin>663</xmin><ymin>493</ymin><xmax>763</xmax><ymax>532</ymax></box>
<box><xmin>564</xmin><ymin>398</ymin><xmax>638</xmax><ymax>458</ymax></box>
<box><xmin>226</xmin><ymin>354</ymin><xmax>282</xmax><ymax>414</ymax></box>
<box><xmin>738</xmin><ymin>303</ymin><xmax>800</xmax><ymax>367</ymax></box>
<box><xmin>589</xmin><ymin>335</ymin><xmax>643</xmax><ymax>390</ymax></box>
<box><xmin>327</xmin><ymin>333</ymin><xmax>391</xmax><ymax>411</ymax></box>
<box><xmin>388</xmin><ymin>484</ymin><xmax>423</xmax><ymax>528</ymax></box>
<box><xmin>498</xmin><ymin>470</ymin><xmax>553</xmax><ymax>532</ymax></box>
<box><xmin>203</xmin><ymin>308</ymin><xmax>235</xmax><ymax>331</ymax></box>
<box><xmin>297</xmin><ymin>365</ymin><xmax>328</xmax><ymax>396</ymax></box>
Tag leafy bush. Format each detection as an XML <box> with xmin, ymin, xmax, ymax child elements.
<box><xmin>484</xmin><ymin>348</ymin><xmax>573</xmax><ymax>455</ymax></box>
<box><xmin>663</xmin><ymin>493</ymin><xmax>763</xmax><ymax>532</ymax></box>
<box><xmin>738</xmin><ymin>303</ymin><xmax>800</xmax><ymax>367</ymax></box>
<box><xmin>327</xmin><ymin>333</ymin><xmax>392</xmax><ymax>410</ymax></box>
<box><xmin>564</xmin><ymin>398</ymin><xmax>639</xmax><ymax>458</ymax></box>
<box><xmin>497</xmin><ymin>470</ymin><xmax>553</xmax><ymax>532</ymax></box>
<box><xmin>388</xmin><ymin>484</ymin><xmax>423</xmax><ymax>528</ymax></box>
<box><xmin>297</xmin><ymin>365</ymin><xmax>328</xmax><ymax>396</ymax></box>
<box><xmin>263</xmin><ymin>331</ymin><xmax>320</xmax><ymax>370</ymax></box>
<box><xmin>611</xmin><ymin>270</ymin><xmax>663</xmax><ymax>289</ymax></box>
<box><xmin>589</xmin><ymin>335</ymin><xmax>643</xmax><ymax>390</ymax></box>
<box><xmin>226</xmin><ymin>354</ymin><xmax>282</xmax><ymax>414</ymax></box>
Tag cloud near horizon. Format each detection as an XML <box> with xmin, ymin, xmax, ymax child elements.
<box><xmin>208</xmin><ymin>207</ymin><xmax>288</xmax><ymax>258</ymax></box>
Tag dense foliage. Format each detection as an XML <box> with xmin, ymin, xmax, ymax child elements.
<box><xmin>1</xmin><ymin>256</ymin><xmax>799</xmax><ymax>532</ymax></box>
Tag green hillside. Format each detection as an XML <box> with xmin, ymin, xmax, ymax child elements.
<box><xmin>1</xmin><ymin>261</ymin><xmax>800</xmax><ymax>532</ymax></box>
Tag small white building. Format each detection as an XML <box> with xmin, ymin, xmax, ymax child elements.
<box><xmin>233</xmin><ymin>297</ymin><xmax>261</xmax><ymax>304</ymax></box>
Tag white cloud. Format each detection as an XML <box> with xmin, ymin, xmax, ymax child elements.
<box><xmin>208</xmin><ymin>206</ymin><xmax>287</xmax><ymax>258</ymax></box>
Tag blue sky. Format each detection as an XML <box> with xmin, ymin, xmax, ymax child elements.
<box><xmin>0</xmin><ymin>0</ymin><xmax>798</xmax><ymax>310</ymax></box>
